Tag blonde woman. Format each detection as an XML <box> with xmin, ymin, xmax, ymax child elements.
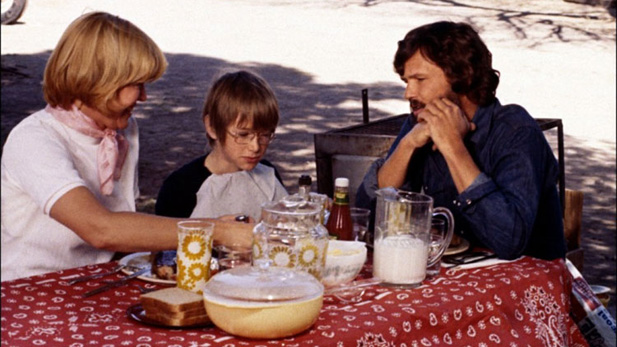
<box><xmin>0</xmin><ymin>12</ymin><xmax>251</xmax><ymax>281</ymax></box>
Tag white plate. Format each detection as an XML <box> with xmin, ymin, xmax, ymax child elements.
<box><xmin>590</xmin><ymin>285</ymin><xmax>610</xmax><ymax>295</ymax></box>
<box><xmin>119</xmin><ymin>252</ymin><xmax>175</xmax><ymax>285</ymax></box>
<box><xmin>444</xmin><ymin>238</ymin><xmax>470</xmax><ymax>256</ymax></box>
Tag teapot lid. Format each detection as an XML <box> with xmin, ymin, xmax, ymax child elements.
<box><xmin>264</xmin><ymin>197</ymin><xmax>321</xmax><ymax>215</ymax></box>
<box><xmin>203</xmin><ymin>261</ymin><xmax>324</xmax><ymax>306</ymax></box>
<box><xmin>258</xmin><ymin>198</ymin><xmax>323</xmax><ymax>229</ymax></box>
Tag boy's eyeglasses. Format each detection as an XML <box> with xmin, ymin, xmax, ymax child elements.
<box><xmin>227</xmin><ymin>130</ymin><xmax>275</xmax><ymax>145</ymax></box>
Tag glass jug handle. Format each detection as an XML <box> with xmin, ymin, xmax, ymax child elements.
<box><xmin>427</xmin><ymin>207</ymin><xmax>455</xmax><ymax>267</ymax></box>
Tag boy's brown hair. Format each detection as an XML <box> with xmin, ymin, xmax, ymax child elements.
<box><xmin>203</xmin><ymin>70</ymin><xmax>279</xmax><ymax>145</ymax></box>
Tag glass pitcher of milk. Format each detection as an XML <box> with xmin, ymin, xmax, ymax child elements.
<box><xmin>373</xmin><ymin>187</ymin><xmax>454</xmax><ymax>288</ymax></box>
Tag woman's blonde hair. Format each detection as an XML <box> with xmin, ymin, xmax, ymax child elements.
<box><xmin>43</xmin><ymin>12</ymin><xmax>167</xmax><ymax>115</ymax></box>
<box><xmin>203</xmin><ymin>70</ymin><xmax>279</xmax><ymax>146</ymax></box>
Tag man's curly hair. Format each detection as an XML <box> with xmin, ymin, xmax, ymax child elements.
<box><xmin>394</xmin><ymin>21</ymin><xmax>500</xmax><ymax>106</ymax></box>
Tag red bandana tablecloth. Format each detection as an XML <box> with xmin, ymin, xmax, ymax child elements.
<box><xmin>1</xmin><ymin>256</ymin><xmax>588</xmax><ymax>346</ymax></box>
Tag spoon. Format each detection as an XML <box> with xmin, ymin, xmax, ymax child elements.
<box><xmin>325</xmin><ymin>277</ymin><xmax>382</xmax><ymax>297</ymax></box>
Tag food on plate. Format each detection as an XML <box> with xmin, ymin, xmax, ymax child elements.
<box><xmin>449</xmin><ymin>233</ymin><xmax>462</xmax><ymax>247</ymax></box>
<box><xmin>150</xmin><ymin>250</ymin><xmax>177</xmax><ymax>280</ymax></box>
<box><xmin>327</xmin><ymin>246</ymin><xmax>363</xmax><ymax>257</ymax></box>
<box><xmin>139</xmin><ymin>287</ymin><xmax>210</xmax><ymax>327</ymax></box>
<box><xmin>149</xmin><ymin>250</ymin><xmax>221</xmax><ymax>281</ymax></box>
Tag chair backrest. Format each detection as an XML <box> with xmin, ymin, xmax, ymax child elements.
<box><xmin>331</xmin><ymin>154</ymin><xmax>380</xmax><ymax>206</ymax></box>
<box><xmin>564</xmin><ymin>188</ymin><xmax>584</xmax><ymax>270</ymax></box>
<box><xmin>564</xmin><ymin>189</ymin><xmax>584</xmax><ymax>250</ymax></box>
<box><xmin>313</xmin><ymin>115</ymin><xmax>404</xmax><ymax>202</ymax></box>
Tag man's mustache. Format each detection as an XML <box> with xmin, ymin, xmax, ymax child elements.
<box><xmin>410</xmin><ymin>99</ymin><xmax>425</xmax><ymax>112</ymax></box>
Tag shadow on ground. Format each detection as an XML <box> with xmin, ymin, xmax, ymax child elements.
<box><xmin>2</xmin><ymin>48</ymin><xmax>615</xmax><ymax>318</ymax></box>
<box><xmin>358</xmin><ymin>0</ymin><xmax>616</xmax><ymax>22</ymax></box>
<box><xmin>319</xmin><ymin>0</ymin><xmax>616</xmax><ymax>46</ymax></box>
<box><xmin>1</xmin><ymin>51</ymin><xmax>402</xmax><ymax>192</ymax></box>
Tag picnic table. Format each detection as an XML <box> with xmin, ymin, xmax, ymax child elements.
<box><xmin>1</xmin><ymin>255</ymin><xmax>588</xmax><ymax>346</ymax></box>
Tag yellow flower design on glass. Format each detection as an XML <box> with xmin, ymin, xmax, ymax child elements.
<box><xmin>307</xmin><ymin>267</ymin><xmax>322</xmax><ymax>280</ymax></box>
<box><xmin>176</xmin><ymin>221</ymin><xmax>214</xmax><ymax>294</ymax></box>
<box><xmin>320</xmin><ymin>244</ymin><xmax>328</xmax><ymax>267</ymax></box>
<box><xmin>181</xmin><ymin>232</ymin><xmax>206</xmax><ymax>261</ymax></box>
<box><xmin>298</xmin><ymin>243</ymin><xmax>319</xmax><ymax>267</ymax></box>
<box><xmin>253</xmin><ymin>241</ymin><xmax>263</xmax><ymax>259</ymax></box>
<box><xmin>188</xmin><ymin>263</ymin><xmax>209</xmax><ymax>282</ymax></box>
<box><xmin>176</xmin><ymin>258</ymin><xmax>185</xmax><ymax>282</ymax></box>
<box><xmin>179</xmin><ymin>278</ymin><xmax>195</xmax><ymax>290</ymax></box>
<box><xmin>270</xmin><ymin>245</ymin><xmax>296</xmax><ymax>268</ymax></box>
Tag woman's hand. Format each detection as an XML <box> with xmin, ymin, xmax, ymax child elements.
<box><xmin>218</xmin><ymin>214</ymin><xmax>255</xmax><ymax>223</ymax></box>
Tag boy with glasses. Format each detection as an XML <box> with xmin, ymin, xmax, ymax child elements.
<box><xmin>155</xmin><ymin>70</ymin><xmax>287</xmax><ymax>221</ymax></box>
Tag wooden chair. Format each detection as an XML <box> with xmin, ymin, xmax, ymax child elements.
<box><xmin>564</xmin><ymin>189</ymin><xmax>585</xmax><ymax>270</ymax></box>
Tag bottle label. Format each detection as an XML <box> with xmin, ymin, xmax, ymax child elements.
<box><xmin>333</xmin><ymin>191</ymin><xmax>349</xmax><ymax>205</ymax></box>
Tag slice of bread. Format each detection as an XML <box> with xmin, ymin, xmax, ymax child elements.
<box><xmin>140</xmin><ymin>287</ymin><xmax>211</xmax><ymax>327</ymax></box>
<box><xmin>146</xmin><ymin>311</ymin><xmax>211</xmax><ymax>327</ymax></box>
<box><xmin>140</xmin><ymin>287</ymin><xmax>205</xmax><ymax>313</ymax></box>
<box><xmin>144</xmin><ymin>304</ymin><xmax>206</xmax><ymax>319</ymax></box>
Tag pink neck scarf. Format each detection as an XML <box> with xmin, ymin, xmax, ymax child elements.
<box><xmin>46</xmin><ymin>104</ymin><xmax>129</xmax><ymax>196</ymax></box>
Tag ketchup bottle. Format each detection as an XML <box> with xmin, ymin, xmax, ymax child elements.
<box><xmin>326</xmin><ymin>177</ymin><xmax>353</xmax><ymax>240</ymax></box>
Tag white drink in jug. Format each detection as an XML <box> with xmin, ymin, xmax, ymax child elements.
<box><xmin>374</xmin><ymin>232</ymin><xmax>428</xmax><ymax>285</ymax></box>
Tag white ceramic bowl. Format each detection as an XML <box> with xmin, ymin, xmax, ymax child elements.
<box><xmin>322</xmin><ymin>240</ymin><xmax>367</xmax><ymax>287</ymax></box>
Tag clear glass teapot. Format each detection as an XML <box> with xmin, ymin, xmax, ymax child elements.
<box><xmin>252</xmin><ymin>196</ymin><xmax>329</xmax><ymax>280</ymax></box>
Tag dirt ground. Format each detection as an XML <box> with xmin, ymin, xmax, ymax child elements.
<box><xmin>1</xmin><ymin>0</ymin><xmax>615</xmax><ymax>317</ymax></box>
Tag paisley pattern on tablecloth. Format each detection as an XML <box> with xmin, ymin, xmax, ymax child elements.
<box><xmin>521</xmin><ymin>285</ymin><xmax>568</xmax><ymax>346</ymax></box>
<box><xmin>1</xmin><ymin>257</ymin><xmax>588</xmax><ymax>346</ymax></box>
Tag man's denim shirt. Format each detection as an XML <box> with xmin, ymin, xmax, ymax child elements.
<box><xmin>356</xmin><ymin>99</ymin><xmax>566</xmax><ymax>260</ymax></box>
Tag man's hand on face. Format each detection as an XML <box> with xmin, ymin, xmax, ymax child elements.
<box><xmin>403</xmin><ymin>119</ymin><xmax>432</xmax><ymax>150</ymax></box>
<box><xmin>417</xmin><ymin>98</ymin><xmax>476</xmax><ymax>152</ymax></box>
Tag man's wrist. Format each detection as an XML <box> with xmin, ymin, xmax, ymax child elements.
<box><xmin>401</xmin><ymin>133</ymin><xmax>423</xmax><ymax>151</ymax></box>
<box><xmin>438</xmin><ymin>136</ymin><xmax>467</xmax><ymax>161</ymax></box>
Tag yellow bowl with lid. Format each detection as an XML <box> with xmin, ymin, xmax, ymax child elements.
<box><xmin>202</xmin><ymin>264</ymin><xmax>324</xmax><ymax>339</ymax></box>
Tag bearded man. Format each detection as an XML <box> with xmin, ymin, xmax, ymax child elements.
<box><xmin>356</xmin><ymin>21</ymin><xmax>566</xmax><ymax>260</ymax></box>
